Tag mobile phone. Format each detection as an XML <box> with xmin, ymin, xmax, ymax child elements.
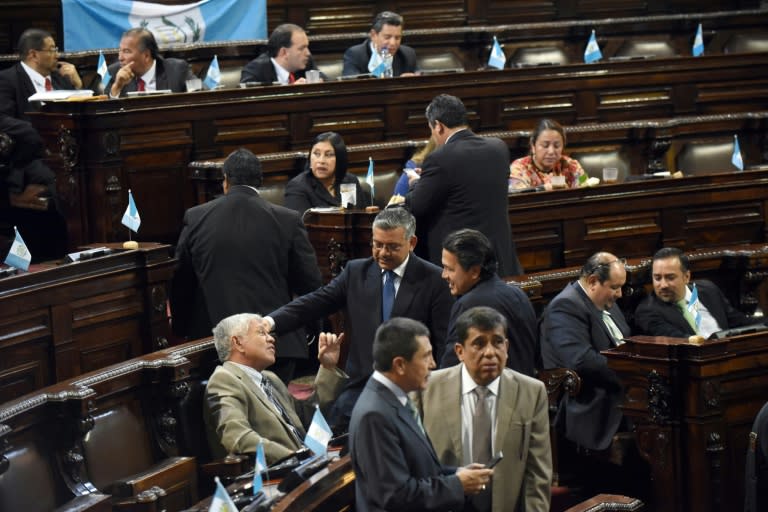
<box><xmin>485</xmin><ymin>451</ymin><xmax>503</xmax><ymax>469</ymax></box>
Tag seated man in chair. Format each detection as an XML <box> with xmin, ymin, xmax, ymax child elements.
<box><xmin>204</xmin><ymin>313</ymin><xmax>347</xmax><ymax>464</ymax></box>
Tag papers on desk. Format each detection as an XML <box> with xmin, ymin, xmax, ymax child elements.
<box><xmin>28</xmin><ymin>90</ymin><xmax>94</xmax><ymax>102</ymax></box>
<box><xmin>125</xmin><ymin>89</ymin><xmax>173</xmax><ymax>97</ymax></box>
<box><xmin>308</xmin><ymin>207</ymin><xmax>343</xmax><ymax>213</ymax></box>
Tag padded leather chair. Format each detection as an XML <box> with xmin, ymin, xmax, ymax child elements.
<box><xmin>569</xmin><ymin>150</ymin><xmax>630</xmax><ymax>183</ymax></box>
<box><xmin>724</xmin><ymin>32</ymin><xmax>768</xmax><ymax>54</ymax></box>
<box><xmin>614</xmin><ymin>40</ymin><xmax>676</xmax><ymax>59</ymax></box>
<box><xmin>357</xmin><ymin>169</ymin><xmax>400</xmax><ymax>208</ymax></box>
<box><xmin>217</xmin><ymin>67</ymin><xmax>243</xmax><ymax>89</ymax></box>
<box><xmin>416</xmin><ymin>51</ymin><xmax>465</xmax><ymax>73</ymax></box>
<box><xmin>508</xmin><ymin>46</ymin><xmax>569</xmax><ymax>67</ymax></box>
<box><xmin>676</xmin><ymin>139</ymin><xmax>740</xmax><ymax>175</ymax></box>
<box><xmin>315</xmin><ymin>55</ymin><xmax>344</xmax><ymax>81</ymax></box>
<box><xmin>745</xmin><ymin>401</ymin><xmax>768</xmax><ymax>512</ymax></box>
<box><xmin>257</xmin><ymin>183</ymin><xmax>287</xmax><ymax>206</ymax></box>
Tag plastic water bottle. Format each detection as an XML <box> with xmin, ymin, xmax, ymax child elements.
<box><xmin>380</xmin><ymin>45</ymin><xmax>393</xmax><ymax>78</ymax></box>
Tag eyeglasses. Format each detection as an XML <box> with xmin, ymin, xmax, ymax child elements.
<box><xmin>371</xmin><ymin>241</ymin><xmax>404</xmax><ymax>252</ymax></box>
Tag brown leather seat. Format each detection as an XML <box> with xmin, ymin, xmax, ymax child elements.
<box><xmin>569</xmin><ymin>150</ymin><xmax>630</xmax><ymax>183</ymax></box>
<box><xmin>217</xmin><ymin>67</ymin><xmax>243</xmax><ymax>89</ymax></box>
<box><xmin>614</xmin><ymin>39</ymin><xmax>676</xmax><ymax>59</ymax></box>
<box><xmin>724</xmin><ymin>32</ymin><xmax>768</xmax><ymax>54</ymax></box>
<box><xmin>417</xmin><ymin>51</ymin><xmax>465</xmax><ymax>73</ymax></box>
<box><xmin>258</xmin><ymin>182</ymin><xmax>287</xmax><ymax>206</ymax></box>
<box><xmin>357</xmin><ymin>169</ymin><xmax>400</xmax><ymax>208</ymax></box>
<box><xmin>315</xmin><ymin>55</ymin><xmax>344</xmax><ymax>81</ymax></box>
<box><xmin>508</xmin><ymin>46</ymin><xmax>569</xmax><ymax>67</ymax></box>
<box><xmin>676</xmin><ymin>139</ymin><xmax>740</xmax><ymax>175</ymax></box>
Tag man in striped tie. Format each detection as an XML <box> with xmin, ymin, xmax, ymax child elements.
<box><xmin>204</xmin><ymin>312</ymin><xmax>348</xmax><ymax>464</ymax></box>
<box><xmin>635</xmin><ymin>247</ymin><xmax>752</xmax><ymax>339</ymax></box>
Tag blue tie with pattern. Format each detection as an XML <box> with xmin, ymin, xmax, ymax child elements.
<box><xmin>382</xmin><ymin>270</ymin><xmax>396</xmax><ymax>321</ymax></box>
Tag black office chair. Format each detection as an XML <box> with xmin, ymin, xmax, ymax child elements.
<box><xmin>745</xmin><ymin>401</ymin><xmax>768</xmax><ymax>512</ymax></box>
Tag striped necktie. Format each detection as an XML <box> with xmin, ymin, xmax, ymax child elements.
<box><xmin>261</xmin><ymin>377</ymin><xmax>304</xmax><ymax>446</ymax></box>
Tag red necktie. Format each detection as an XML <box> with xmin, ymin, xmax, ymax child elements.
<box><xmin>137</xmin><ymin>78</ymin><xmax>145</xmax><ymax>91</ymax></box>
<box><xmin>288</xmin><ymin>72</ymin><xmax>295</xmax><ymax>84</ymax></box>
<box><xmin>44</xmin><ymin>77</ymin><xmax>52</xmax><ymax>91</ymax></box>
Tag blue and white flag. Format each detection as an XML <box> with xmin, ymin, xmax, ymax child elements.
<box><xmin>584</xmin><ymin>30</ymin><xmax>602</xmax><ymax>63</ymax></box>
<box><xmin>304</xmin><ymin>406</ymin><xmax>332</xmax><ymax>456</ymax></box>
<box><xmin>253</xmin><ymin>441</ymin><xmax>267</xmax><ymax>495</ymax></box>
<box><xmin>732</xmin><ymin>135</ymin><xmax>744</xmax><ymax>171</ymax></box>
<box><xmin>366</xmin><ymin>157</ymin><xmax>375</xmax><ymax>200</ymax></box>
<box><xmin>487</xmin><ymin>36</ymin><xmax>506</xmax><ymax>70</ymax></box>
<box><xmin>4</xmin><ymin>227</ymin><xmax>31</xmax><ymax>272</ymax></box>
<box><xmin>121</xmin><ymin>189</ymin><xmax>141</xmax><ymax>233</ymax></box>
<box><xmin>97</xmin><ymin>51</ymin><xmax>111</xmax><ymax>86</ymax></box>
<box><xmin>692</xmin><ymin>23</ymin><xmax>704</xmax><ymax>57</ymax></box>
<box><xmin>368</xmin><ymin>48</ymin><xmax>386</xmax><ymax>78</ymax></box>
<box><xmin>62</xmin><ymin>0</ymin><xmax>267</xmax><ymax>51</ymax></box>
<box><xmin>208</xmin><ymin>476</ymin><xmax>237</xmax><ymax>512</ymax></box>
<box><xmin>203</xmin><ymin>55</ymin><xmax>221</xmax><ymax>90</ymax></box>
<box><xmin>688</xmin><ymin>284</ymin><xmax>702</xmax><ymax>330</ymax></box>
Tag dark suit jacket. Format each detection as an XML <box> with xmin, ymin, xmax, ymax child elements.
<box><xmin>0</xmin><ymin>63</ymin><xmax>74</xmax><ymax>187</ymax></box>
<box><xmin>405</xmin><ymin>129</ymin><xmax>522</xmax><ymax>277</ymax></box>
<box><xmin>745</xmin><ymin>400</ymin><xmax>768</xmax><ymax>512</ymax></box>
<box><xmin>440</xmin><ymin>275</ymin><xmax>538</xmax><ymax>376</ymax></box>
<box><xmin>284</xmin><ymin>170</ymin><xmax>372</xmax><ymax>214</ymax></box>
<box><xmin>540</xmin><ymin>281</ymin><xmax>626</xmax><ymax>450</ymax></box>
<box><xmin>634</xmin><ymin>279</ymin><xmax>751</xmax><ymax>337</ymax></box>
<box><xmin>269</xmin><ymin>255</ymin><xmax>453</xmax><ymax>386</ymax></box>
<box><xmin>105</xmin><ymin>56</ymin><xmax>192</xmax><ymax>97</ymax></box>
<box><xmin>349</xmin><ymin>377</ymin><xmax>465</xmax><ymax>512</ymax></box>
<box><xmin>170</xmin><ymin>186</ymin><xmax>322</xmax><ymax>359</ymax></box>
<box><xmin>342</xmin><ymin>40</ymin><xmax>418</xmax><ymax>77</ymax></box>
<box><xmin>239</xmin><ymin>52</ymin><xmax>324</xmax><ymax>84</ymax></box>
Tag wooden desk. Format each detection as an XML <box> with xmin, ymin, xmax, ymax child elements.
<box><xmin>605</xmin><ymin>332</ymin><xmax>768</xmax><ymax>512</ymax></box>
<box><xmin>0</xmin><ymin>242</ymin><xmax>174</xmax><ymax>401</ymax></box>
<box><xmin>27</xmin><ymin>53</ymin><xmax>768</xmax><ymax>249</ymax></box>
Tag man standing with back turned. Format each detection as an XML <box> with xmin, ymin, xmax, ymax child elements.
<box><xmin>405</xmin><ymin>94</ymin><xmax>522</xmax><ymax>277</ymax></box>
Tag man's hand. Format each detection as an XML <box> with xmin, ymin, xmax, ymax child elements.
<box><xmin>56</xmin><ymin>61</ymin><xmax>82</xmax><ymax>89</ymax></box>
<box><xmin>111</xmin><ymin>61</ymin><xmax>136</xmax><ymax>96</ymax></box>
<box><xmin>456</xmin><ymin>463</ymin><xmax>493</xmax><ymax>495</ymax></box>
<box><xmin>317</xmin><ymin>332</ymin><xmax>344</xmax><ymax>369</ymax></box>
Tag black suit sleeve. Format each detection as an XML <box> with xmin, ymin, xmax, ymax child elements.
<box><xmin>634</xmin><ymin>298</ymin><xmax>691</xmax><ymax>338</ymax></box>
<box><xmin>286</xmin><ymin>214</ymin><xmax>322</xmax><ymax>296</ymax></box>
<box><xmin>284</xmin><ymin>178</ymin><xmax>314</xmax><ymax>214</ymax></box>
<box><xmin>342</xmin><ymin>46</ymin><xmax>366</xmax><ymax>76</ymax></box>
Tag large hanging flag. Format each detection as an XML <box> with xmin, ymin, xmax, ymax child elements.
<box><xmin>487</xmin><ymin>36</ymin><xmax>506</xmax><ymax>70</ymax></box>
<box><xmin>584</xmin><ymin>30</ymin><xmax>602</xmax><ymax>63</ymax></box>
<box><xmin>97</xmin><ymin>51</ymin><xmax>111</xmax><ymax>86</ymax></box>
<box><xmin>4</xmin><ymin>227</ymin><xmax>31</xmax><ymax>271</ymax></box>
<box><xmin>253</xmin><ymin>441</ymin><xmax>267</xmax><ymax>495</ymax></box>
<box><xmin>304</xmin><ymin>406</ymin><xmax>333</xmax><ymax>455</ymax></box>
<box><xmin>732</xmin><ymin>135</ymin><xmax>744</xmax><ymax>171</ymax></box>
<box><xmin>203</xmin><ymin>55</ymin><xmax>221</xmax><ymax>90</ymax></box>
<box><xmin>62</xmin><ymin>0</ymin><xmax>267</xmax><ymax>51</ymax></box>
<box><xmin>366</xmin><ymin>157</ymin><xmax>375</xmax><ymax>201</ymax></box>
<box><xmin>121</xmin><ymin>189</ymin><xmax>141</xmax><ymax>232</ymax></box>
<box><xmin>208</xmin><ymin>476</ymin><xmax>237</xmax><ymax>512</ymax></box>
<box><xmin>692</xmin><ymin>23</ymin><xmax>704</xmax><ymax>57</ymax></box>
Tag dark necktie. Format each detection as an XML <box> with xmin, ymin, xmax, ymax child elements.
<box><xmin>472</xmin><ymin>387</ymin><xmax>493</xmax><ymax>464</ymax></box>
<box><xmin>44</xmin><ymin>77</ymin><xmax>52</xmax><ymax>91</ymax></box>
<box><xmin>261</xmin><ymin>377</ymin><xmax>304</xmax><ymax>446</ymax></box>
<box><xmin>288</xmin><ymin>72</ymin><xmax>296</xmax><ymax>84</ymax></box>
<box><xmin>137</xmin><ymin>77</ymin><xmax>145</xmax><ymax>91</ymax></box>
<box><xmin>406</xmin><ymin>399</ymin><xmax>426</xmax><ymax>436</ymax></box>
<box><xmin>382</xmin><ymin>270</ymin><xmax>396</xmax><ymax>321</ymax></box>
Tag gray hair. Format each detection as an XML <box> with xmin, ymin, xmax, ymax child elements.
<box><xmin>212</xmin><ymin>313</ymin><xmax>262</xmax><ymax>362</ymax></box>
<box><xmin>372</xmin><ymin>207</ymin><xmax>416</xmax><ymax>239</ymax></box>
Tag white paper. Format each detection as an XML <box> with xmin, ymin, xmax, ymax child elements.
<box><xmin>28</xmin><ymin>90</ymin><xmax>94</xmax><ymax>102</ymax></box>
<box><xmin>340</xmin><ymin>183</ymin><xmax>357</xmax><ymax>207</ymax></box>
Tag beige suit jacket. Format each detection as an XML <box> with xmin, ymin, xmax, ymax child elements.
<box><xmin>204</xmin><ymin>361</ymin><xmax>347</xmax><ymax>464</ymax></box>
<box><xmin>419</xmin><ymin>365</ymin><xmax>552</xmax><ymax>512</ymax></box>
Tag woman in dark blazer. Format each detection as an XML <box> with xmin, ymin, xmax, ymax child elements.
<box><xmin>284</xmin><ymin>132</ymin><xmax>371</xmax><ymax>213</ymax></box>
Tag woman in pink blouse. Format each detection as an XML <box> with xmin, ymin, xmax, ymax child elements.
<box><xmin>509</xmin><ymin>119</ymin><xmax>585</xmax><ymax>190</ymax></box>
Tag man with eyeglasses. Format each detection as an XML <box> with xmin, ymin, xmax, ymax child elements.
<box><xmin>0</xmin><ymin>28</ymin><xmax>81</xmax><ymax>260</ymax></box>
<box><xmin>204</xmin><ymin>313</ymin><xmax>347</xmax><ymax>463</ymax></box>
<box><xmin>539</xmin><ymin>252</ymin><xmax>629</xmax><ymax>452</ymax></box>
<box><xmin>264</xmin><ymin>207</ymin><xmax>453</xmax><ymax>427</ymax></box>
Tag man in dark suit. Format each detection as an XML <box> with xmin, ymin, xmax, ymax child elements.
<box><xmin>105</xmin><ymin>28</ymin><xmax>193</xmax><ymax>97</ymax></box>
<box><xmin>349</xmin><ymin>317</ymin><xmax>492</xmax><ymax>512</ymax></box>
<box><xmin>240</xmin><ymin>24</ymin><xmax>324</xmax><ymax>85</ymax></box>
<box><xmin>204</xmin><ymin>313</ymin><xmax>346</xmax><ymax>464</ymax></box>
<box><xmin>540</xmin><ymin>252</ymin><xmax>628</xmax><ymax>451</ymax></box>
<box><xmin>265</xmin><ymin>207</ymin><xmax>453</xmax><ymax>426</ymax></box>
<box><xmin>0</xmin><ymin>28</ymin><xmax>79</xmax><ymax>260</ymax></box>
<box><xmin>439</xmin><ymin>229</ymin><xmax>538</xmax><ymax>377</ymax></box>
<box><xmin>405</xmin><ymin>94</ymin><xmax>522</xmax><ymax>277</ymax></box>
<box><xmin>634</xmin><ymin>247</ymin><xmax>752</xmax><ymax>339</ymax></box>
<box><xmin>342</xmin><ymin>11</ymin><xmax>418</xmax><ymax>78</ymax></box>
<box><xmin>170</xmin><ymin>148</ymin><xmax>322</xmax><ymax>384</ymax></box>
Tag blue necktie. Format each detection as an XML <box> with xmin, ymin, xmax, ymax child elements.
<box><xmin>382</xmin><ymin>270</ymin><xmax>396</xmax><ymax>321</ymax></box>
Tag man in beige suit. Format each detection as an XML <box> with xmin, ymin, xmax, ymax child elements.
<box><xmin>204</xmin><ymin>313</ymin><xmax>347</xmax><ymax>464</ymax></box>
<box><xmin>419</xmin><ymin>306</ymin><xmax>552</xmax><ymax>511</ymax></box>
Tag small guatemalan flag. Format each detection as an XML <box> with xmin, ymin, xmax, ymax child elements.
<box><xmin>4</xmin><ymin>226</ymin><xmax>31</xmax><ymax>271</ymax></box>
<box><xmin>584</xmin><ymin>30</ymin><xmax>602</xmax><ymax>63</ymax></box>
<box><xmin>121</xmin><ymin>189</ymin><xmax>141</xmax><ymax>232</ymax></box>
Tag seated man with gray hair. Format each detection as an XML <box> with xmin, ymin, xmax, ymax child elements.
<box><xmin>204</xmin><ymin>313</ymin><xmax>347</xmax><ymax>463</ymax></box>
